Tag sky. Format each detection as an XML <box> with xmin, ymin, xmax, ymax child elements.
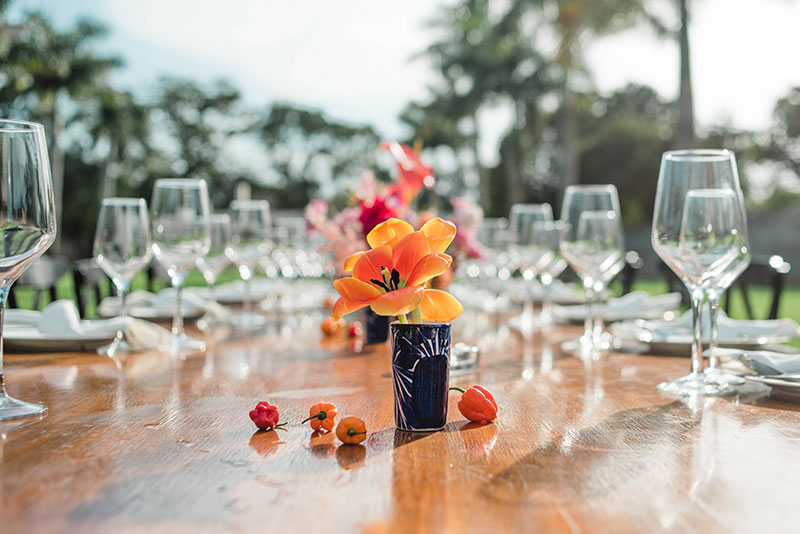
<box><xmin>17</xmin><ymin>0</ymin><xmax>800</xmax><ymax>167</ymax></box>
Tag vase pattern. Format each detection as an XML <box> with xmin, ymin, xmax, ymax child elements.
<box><xmin>390</xmin><ymin>323</ymin><xmax>451</xmax><ymax>431</ymax></box>
<box><xmin>365</xmin><ymin>308</ymin><xmax>390</xmax><ymax>344</ymax></box>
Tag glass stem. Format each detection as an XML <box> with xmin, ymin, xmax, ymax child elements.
<box><xmin>117</xmin><ymin>280</ymin><xmax>130</xmax><ymax>320</ymax></box>
<box><xmin>541</xmin><ymin>274</ymin><xmax>553</xmax><ymax>325</ymax></box>
<box><xmin>690</xmin><ymin>288</ymin><xmax>706</xmax><ymax>376</ymax></box>
<box><xmin>172</xmin><ymin>278</ymin><xmax>185</xmax><ymax>338</ymax></box>
<box><xmin>582</xmin><ymin>277</ymin><xmax>596</xmax><ymax>342</ymax></box>
<box><xmin>707</xmin><ymin>292</ymin><xmax>721</xmax><ymax>371</ymax></box>
<box><xmin>593</xmin><ymin>280</ymin><xmax>606</xmax><ymax>345</ymax></box>
<box><xmin>0</xmin><ymin>286</ymin><xmax>9</xmax><ymax>398</ymax></box>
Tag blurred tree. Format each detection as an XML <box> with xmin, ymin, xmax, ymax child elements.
<box><xmin>755</xmin><ymin>86</ymin><xmax>800</xmax><ymax>203</ymax></box>
<box><xmin>407</xmin><ymin>0</ymin><xmax>556</xmax><ymax>216</ymax></box>
<box><xmin>0</xmin><ymin>12</ymin><xmax>121</xmax><ymax>252</ymax></box>
<box><xmin>151</xmin><ymin>77</ymin><xmax>252</xmax><ymax>209</ymax></box>
<box><xmin>577</xmin><ymin>84</ymin><xmax>673</xmax><ymax>226</ymax></box>
<box><xmin>257</xmin><ymin>102</ymin><xmax>380</xmax><ymax>209</ymax></box>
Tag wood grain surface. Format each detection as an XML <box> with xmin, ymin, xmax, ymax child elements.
<box><xmin>2</xmin><ymin>311</ymin><xmax>800</xmax><ymax>534</ymax></box>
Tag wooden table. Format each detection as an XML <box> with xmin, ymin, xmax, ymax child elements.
<box><xmin>2</xmin><ymin>317</ymin><xmax>800</xmax><ymax>533</ymax></box>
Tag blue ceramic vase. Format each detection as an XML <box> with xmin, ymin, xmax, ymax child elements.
<box><xmin>390</xmin><ymin>322</ymin><xmax>451</xmax><ymax>431</ymax></box>
<box><xmin>365</xmin><ymin>308</ymin><xmax>389</xmax><ymax>344</ymax></box>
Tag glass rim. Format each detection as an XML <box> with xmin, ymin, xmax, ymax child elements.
<box><xmin>101</xmin><ymin>197</ymin><xmax>147</xmax><ymax>206</ymax></box>
<box><xmin>230</xmin><ymin>199</ymin><xmax>270</xmax><ymax>208</ymax></box>
<box><xmin>564</xmin><ymin>184</ymin><xmax>618</xmax><ymax>193</ymax></box>
<box><xmin>153</xmin><ymin>178</ymin><xmax>207</xmax><ymax>188</ymax></box>
<box><xmin>663</xmin><ymin>149</ymin><xmax>733</xmax><ymax>161</ymax></box>
<box><xmin>0</xmin><ymin>119</ymin><xmax>45</xmax><ymax>133</ymax></box>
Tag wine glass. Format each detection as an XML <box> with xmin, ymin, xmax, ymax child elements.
<box><xmin>652</xmin><ymin>149</ymin><xmax>748</xmax><ymax>396</ymax></box>
<box><xmin>531</xmin><ymin>220</ymin><xmax>568</xmax><ymax>326</ymax></box>
<box><xmin>228</xmin><ymin>200</ymin><xmax>271</xmax><ymax>328</ymax></box>
<box><xmin>509</xmin><ymin>204</ymin><xmax>553</xmax><ymax>330</ymax></box>
<box><xmin>559</xmin><ymin>185</ymin><xmax>625</xmax><ymax>357</ymax></box>
<box><xmin>196</xmin><ymin>213</ymin><xmax>233</xmax><ymax>303</ymax></box>
<box><xmin>150</xmin><ymin>179</ymin><xmax>211</xmax><ymax>352</ymax></box>
<box><xmin>93</xmin><ymin>197</ymin><xmax>153</xmax><ymax>356</ymax></box>
<box><xmin>0</xmin><ymin>120</ymin><xmax>57</xmax><ymax>420</ymax></box>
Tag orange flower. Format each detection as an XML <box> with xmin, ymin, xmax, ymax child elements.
<box><xmin>332</xmin><ymin>218</ymin><xmax>463</xmax><ymax>323</ymax></box>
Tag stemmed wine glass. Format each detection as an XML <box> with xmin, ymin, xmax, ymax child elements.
<box><xmin>93</xmin><ymin>198</ymin><xmax>153</xmax><ymax>356</ymax></box>
<box><xmin>228</xmin><ymin>200</ymin><xmax>271</xmax><ymax>329</ymax></box>
<box><xmin>559</xmin><ymin>185</ymin><xmax>626</xmax><ymax>357</ymax></box>
<box><xmin>509</xmin><ymin>203</ymin><xmax>553</xmax><ymax>330</ymax></box>
<box><xmin>196</xmin><ymin>213</ymin><xmax>233</xmax><ymax>304</ymax></box>
<box><xmin>150</xmin><ymin>179</ymin><xmax>211</xmax><ymax>352</ymax></box>
<box><xmin>530</xmin><ymin>220</ymin><xmax>568</xmax><ymax>326</ymax></box>
<box><xmin>652</xmin><ymin>149</ymin><xmax>749</xmax><ymax>396</ymax></box>
<box><xmin>0</xmin><ymin>120</ymin><xmax>57</xmax><ymax>420</ymax></box>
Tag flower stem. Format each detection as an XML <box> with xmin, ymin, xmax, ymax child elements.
<box><xmin>397</xmin><ymin>314</ymin><xmax>408</xmax><ymax>324</ymax></box>
<box><xmin>412</xmin><ymin>306</ymin><xmax>422</xmax><ymax>324</ymax></box>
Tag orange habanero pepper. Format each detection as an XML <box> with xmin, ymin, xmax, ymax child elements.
<box><xmin>302</xmin><ymin>402</ymin><xmax>338</xmax><ymax>432</ymax></box>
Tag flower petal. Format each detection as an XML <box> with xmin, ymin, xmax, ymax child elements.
<box><xmin>392</xmin><ymin>231</ymin><xmax>430</xmax><ymax>282</ymax></box>
<box><xmin>334</xmin><ymin>277</ymin><xmax>382</xmax><ymax>302</ymax></box>
<box><xmin>352</xmin><ymin>245</ymin><xmax>393</xmax><ymax>288</ymax></box>
<box><xmin>332</xmin><ymin>297</ymin><xmax>369</xmax><ymax>321</ymax></box>
<box><xmin>420</xmin><ymin>218</ymin><xmax>457</xmax><ymax>254</ymax></box>
<box><xmin>370</xmin><ymin>286</ymin><xmax>424</xmax><ymax>317</ymax></box>
<box><xmin>407</xmin><ymin>253</ymin><xmax>452</xmax><ymax>287</ymax></box>
<box><xmin>419</xmin><ymin>289</ymin><xmax>463</xmax><ymax>322</ymax></box>
<box><xmin>343</xmin><ymin>251</ymin><xmax>367</xmax><ymax>272</ymax></box>
<box><xmin>367</xmin><ymin>218</ymin><xmax>414</xmax><ymax>249</ymax></box>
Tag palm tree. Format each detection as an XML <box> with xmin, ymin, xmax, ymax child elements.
<box><xmin>0</xmin><ymin>13</ymin><xmax>121</xmax><ymax>251</ymax></box>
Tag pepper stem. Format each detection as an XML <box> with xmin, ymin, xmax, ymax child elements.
<box><xmin>347</xmin><ymin>429</ymin><xmax>367</xmax><ymax>436</ymax></box>
<box><xmin>449</xmin><ymin>386</ymin><xmax>466</xmax><ymax>393</ymax></box>
<box><xmin>272</xmin><ymin>422</ymin><xmax>288</xmax><ymax>430</ymax></box>
<box><xmin>301</xmin><ymin>411</ymin><xmax>326</xmax><ymax>424</ymax></box>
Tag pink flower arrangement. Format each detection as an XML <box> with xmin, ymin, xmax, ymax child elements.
<box><xmin>449</xmin><ymin>196</ymin><xmax>485</xmax><ymax>260</ymax></box>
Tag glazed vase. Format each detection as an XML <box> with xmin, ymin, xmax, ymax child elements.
<box><xmin>390</xmin><ymin>322</ymin><xmax>451</xmax><ymax>431</ymax></box>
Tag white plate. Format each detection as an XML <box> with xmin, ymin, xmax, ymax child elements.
<box><xmin>745</xmin><ymin>376</ymin><xmax>800</xmax><ymax>400</ymax></box>
<box><xmin>4</xmin><ymin>326</ymin><xmax>116</xmax><ymax>352</ymax></box>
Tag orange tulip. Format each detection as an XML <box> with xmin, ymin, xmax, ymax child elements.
<box><xmin>332</xmin><ymin>218</ymin><xmax>463</xmax><ymax>323</ymax></box>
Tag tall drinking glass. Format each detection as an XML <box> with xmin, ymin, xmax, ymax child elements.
<box><xmin>652</xmin><ymin>149</ymin><xmax>748</xmax><ymax>396</ymax></box>
<box><xmin>559</xmin><ymin>185</ymin><xmax>625</xmax><ymax>356</ymax></box>
<box><xmin>510</xmin><ymin>203</ymin><xmax>553</xmax><ymax>330</ymax></box>
<box><xmin>196</xmin><ymin>213</ymin><xmax>233</xmax><ymax>303</ymax></box>
<box><xmin>228</xmin><ymin>200</ymin><xmax>271</xmax><ymax>328</ymax></box>
<box><xmin>531</xmin><ymin>220</ymin><xmax>568</xmax><ymax>325</ymax></box>
<box><xmin>150</xmin><ymin>179</ymin><xmax>211</xmax><ymax>352</ymax></box>
<box><xmin>0</xmin><ymin>120</ymin><xmax>57</xmax><ymax>420</ymax></box>
<box><xmin>93</xmin><ymin>198</ymin><xmax>153</xmax><ymax>356</ymax></box>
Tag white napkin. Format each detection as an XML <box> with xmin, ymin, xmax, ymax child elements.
<box><xmin>612</xmin><ymin>308</ymin><xmax>800</xmax><ymax>343</ymax></box>
<box><xmin>6</xmin><ymin>300</ymin><xmax>130</xmax><ymax>337</ymax></box>
<box><xmin>555</xmin><ymin>291</ymin><xmax>681</xmax><ymax>322</ymax></box>
<box><xmin>6</xmin><ymin>300</ymin><xmax>173</xmax><ymax>350</ymax></box>
<box><xmin>99</xmin><ymin>288</ymin><xmax>226</xmax><ymax>319</ymax></box>
<box><xmin>714</xmin><ymin>348</ymin><xmax>800</xmax><ymax>375</ymax></box>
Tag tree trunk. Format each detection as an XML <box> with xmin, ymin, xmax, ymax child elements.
<box><xmin>99</xmin><ymin>135</ymin><xmax>118</xmax><ymax>200</ymax></box>
<box><xmin>674</xmin><ymin>0</ymin><xmax>695</xmax><ymax>149</ymax></box>
<box><xmin>561</xmin><ymin>81</ymin><xmax>579</xmax><ymax>188</ymax></box>
<box><xmin>471</xmin><ymin>112</ymin><xmax>489</xmax><ymax>210</ymax></box>
<box><xmin>47</xmin><ymin>91</ymin><xmax>65</xmax><ymax>255</ymax></box>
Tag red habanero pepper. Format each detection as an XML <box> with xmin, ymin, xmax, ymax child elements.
<box><xmin>449</xmin><ymin>385</ymin><xmax>498</xmax><ymax>424</ymax></box>
<box><xmin>249</xmin><ymin>401</ymin><xmax>287</xmax><ymax>431</ymax></box>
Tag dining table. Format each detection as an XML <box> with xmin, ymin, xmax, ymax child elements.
<box><xmin>2</xmin><ymin>310</ymin><xmax>800</xmax><ymax>534</ymax></box>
